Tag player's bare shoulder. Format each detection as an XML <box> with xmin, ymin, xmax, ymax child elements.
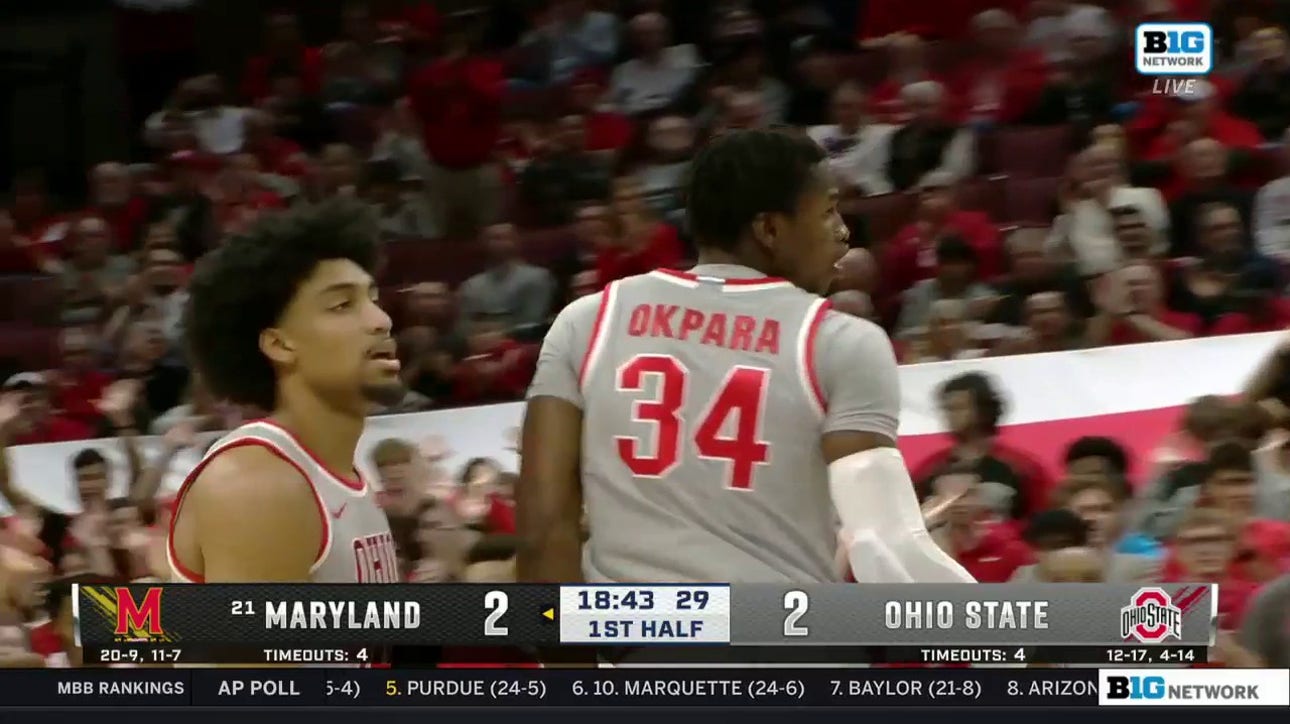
<box><xmin>186</xmin><ymin>445</ymin><xmax>320</xmax><ymax>531</ymax></box>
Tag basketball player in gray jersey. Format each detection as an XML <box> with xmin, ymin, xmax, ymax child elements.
<box><xmin>170</xmin><ymin>199</ymin><xmax>403</xmax><ymax>584</ymax></box>
<box><xmin>519</xmin><ymin>129</ymin><xmax>975</xmax><ymax>586</ymax></box>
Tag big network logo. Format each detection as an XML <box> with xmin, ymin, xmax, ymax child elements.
<box><xmin>1135</xmin><ymin>23</ymin><xmax>1213</xmax><ymax>75</ymax></box>
<box><xmin>1099</xmin><ymin>670</ymin><xmax>1290</xmax><ymax>707</ymax></box>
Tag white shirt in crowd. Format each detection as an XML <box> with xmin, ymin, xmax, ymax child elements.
<box><xmin>1046</xmin><ymin>185</ymin><xmax>1169</xmax><ymax>275</ymax></box>
<box><xmin>609</xmin><ymin>45</ymin><xmax>700</xmax><ymax>116</ymax></box>
<box><xmin>807</xmin><ymin>123</ymin><xmax>897</xmax><ymax>196</ymax></box>
<box><xmin>144</xmin><ymin>106</ymin><xmax>250</xmax><ymax>155</ymax></box>
<box><xmin>1254</xmin><ymin>176</ymin><xmax>1290</xmax><ymax>259</ymax></box>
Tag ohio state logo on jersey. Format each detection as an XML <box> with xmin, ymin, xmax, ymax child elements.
<box><xmin>352</xmin><ymin>532</ymin><xmax>400</xmax><ymax>583</ymax></box>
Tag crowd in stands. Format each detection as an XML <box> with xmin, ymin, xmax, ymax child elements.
<box><xmin>2</xmin><ymin>0</ymin><xmax>1290</xmax><ymax>669</ymax></box>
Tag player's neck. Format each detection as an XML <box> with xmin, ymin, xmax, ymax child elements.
<box><xmin>694</xmin><ymin>249</ymin><xmax>768</xmax><ymax>275</ymax></box>
<box><xmin>270</xmin><ymin>397</ymin><xmax>365</xmax><ymax>479</ymax></box>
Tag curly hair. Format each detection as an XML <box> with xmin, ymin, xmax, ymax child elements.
<box><xmin>183</xmin><ymin>198</ymin><xmax>381</xmax><ymax>410</ymax></box>
<box><xmin>938</xmin><ymin>371</ymin><xmax>1005</xmax><ymax>435</ymax></box>
<box><xmin>684</xmin><ymin>128</ymin><xmax>826</xmax><ymax>251</ymax></box>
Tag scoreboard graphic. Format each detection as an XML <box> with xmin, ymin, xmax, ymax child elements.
<box><xmin>75</xmin><ymin>582</ymin><xmax>1217</xmax><ymax>666</ymax></box>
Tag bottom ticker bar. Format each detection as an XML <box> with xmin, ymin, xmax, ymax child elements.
<box><xmin>0</xmin><ymin>669</ymin><xmax>1105</xmax><ymax>708</ymax></box>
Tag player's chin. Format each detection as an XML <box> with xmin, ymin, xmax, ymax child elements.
<box><xmin>361</xmin><ymin>379</ymin><xmax>408</xmax><ymax>407</ymax></box>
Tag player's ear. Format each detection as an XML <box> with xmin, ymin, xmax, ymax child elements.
<box><xmin>749</xmin><ymin>211</ymin><xmax>778</xmax><ymax>252</ymax></box>
<box><xmin>259</xmin><ymin>328</ymin><xmax>296</xmax><ymax>366</ymax></box>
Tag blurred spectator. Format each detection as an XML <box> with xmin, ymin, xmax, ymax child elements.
<box><xmin>783</xmin><ymin>34</ymin><xmax>842</xmax><ymax>127</ymax></box>
<box><xmin>258</xmin><ymin>65</ymin><xmax>331</xmax><ymax>152</ymax></box>
<box><xmin>807</xmin><ymin>82</ymin><xmax>897</xmax><ymax>196</ymax></box>
<box><xmin>597</xmin><ymin>175</ymin><xmax>685</xmax><ymax>285</ymax></box>
<box><xmin>401</xmin><ymin>281</ymin><xmax>456</xmax><ymax>345</ymax></box>
<box><xmin>1019</xmin><ymin>23</ymin><xmax>1116</xmax><ymax>134</ymax></box>
<box><xmin>1168</xmin><ymin>202</ymin><xmax>1282</xmax><ymax>330</ymax></box>
<box><xmin>869</xmin><ymin>33</ymin><xmax>946</xmax><ymax>124</ymax></box>
<box><xmin>362</xmin><ymin>159</ymin><xmax>437</xmax><ymax>239</ymax></box>
<box><xmin>900</xmin><ymin>299</ymin><xmax>984</xmax><ymax>364</ymax></box>
<box><xmin>895</xmin><ymin>237</ymin><xmax>994</xmax><ymax>339</ymax></box>
<box><xmin>911</xmin><ymin>372</ymin><xmax>1049</xmax><ymax>519</ymax></box>
<box><xmin>1023</xmin><ymin>2</ymin><xmax>1114</xmax><ymax>62</ymax></box>
<box><xmin>991</xmin><ymin>291</ymin><xmax>1085</xmax><ymax>356</ymax></box>
<box><xmin>1052</xmin><ymin>475</ymin><xmax>1163</xmax><ymax>573</ymax></box>
<box><xmin>1239</xmin><ymin>572</ymin><xmax>1290</xmax><ymax>667</ymax></box>
<box><xmin>520</xmin><ymin>115</ymin><xmax>612</xmax><ymax>225</ymax></box>
<box><xmin>951</xmin><ymin>10</ymin><xmax>1048</xmax><ymax>127</ymax></box>
<box><xmin>565</xmin><ymin>70</ymin><xmax>634</xmax><ymax>156</ymax></box>
<box><xmin>370</xmin><ymin>98</ymin><xmax>431</xmax><ymax>183</ymax></box>
<box><xmin>1167</xmin><ymin>139</ymin><xmax>1256</xmax><ymax>256</ymax></box>
<box><xmin>152</xmin><ymin>151</ymin><xmax>219</xmax><ymax>261</ymax></box>
<box><xmin>517</xmin><ymin>0</ymin><xmax>620</xmax><ymax>86</ymax></box>
<box><xmin>241</xmin><ymin>11</ymin><xmax>323</xmax><ymax>103</ymax></box>
<box><xmin>319</xmin><ymin>41</ymin><xmax>383</xmax><ymax>108</ymax></box>
<box><xmin>0</xmin><ymin>211</ymin><xmax>41</xmax><ymax>276</ymax></box>
<box><xmin>1087</xmin><ymin>262</ymin><xmax>1200</xmax><ymax>346</ymax></box>
<box><xmin>1145</xmin><ymin>81</ymin><xmax>1263</xmax><ymax>197</ymax></box>
<box><xmin>1229</xmin><ymin>26</ymin><xmax>1290</xmax><ymax>141</ymax></box>
<box><xmin>883</xmin><ymin>81</ymin><xmax>975</xmax><ymax>192</ymax></box>
<box><xmin>1251</xmin><ymin>428</ymin><xmax>1290</xmax><ymax>522</ymax></box>
<box><xmin>704</xmin><ymin>41</ymin><xmax>789</xmax><ymax>126</ymax></box>
<box><xmin>634</xmin><ymin>115</ymin><xmax>695</xmax><ymax>225</ymax></box>
<box><xmin>1032</xmin><ymin>545</ymin><xmax>1105</xmax><ymax>582</ymax></box>
<box><xmin>59</xmin><ymin>217</ymin><xmax>135</xmax><ymax>315</ymax></box>
<box><xmin>926</xmin><ymin>468</ymin><xmax>1032</xmax><ymax>582</ymax></box>
<box><xmin>49</xmin><ymin>328</ymin><xmax>114</xmax><ymax>431</ymax></box>
<box><xmin>1022</xmin><ymin>507</ymin><xmax>1090</xmax><ymax>553</ymax></box>
<box><xmin>610</xmin><ymin>12</ymin><xmax>700</xmax><ymax>117</ymax></box>
<box><xmin>1252</xmin><ymin>129</ymin><xmax>1290</xmax><ymax>260</ymax></box>
<box><xmin>113</xmin><ymin>321</ymin><xmax>188</xmax><ymax>424</ymax></box>
<box><xmin>881</xmin><ymin>172</ymin><xmax>1000</xmax><ymax>302</ymax></box>
<box><xmin>553</xmin><ymin>202</ymin><xmax>612</xmax><ymax>297</ymax></box>
<box><xmin>1109</xmin><ymin>204</ymin><xmax>1168</xmax><ymax>264</ymax></box>
<box><xmin>1193</xmin><ymin>442</ymin><xmax>1290</xmax><ymax>581</ymax></box>
<box><xmin>986</xmin><ymin>227</ymin><xmax>1092</xmax><ymax>329</ymax></box>
<box><xmin>211</xmin><ymin>154</ymin><xmax>288</xmax><ymax>236</ymax></box>
<box><xmin>239</xmin><ymin>108</ymin><xmax>306</xmax><ymax>178</ymax></box>
<box><xmin>1063</xmin><ymin>434</ymin><xmax>1127</xmax><ymax>481</ymax></box>
<box><xmin>104</xmin><ymin>247</ymin><xmax>189</xmax><ymax>350</ymax></box>
<box><xmin>712</xmin><ymin>90</ymin><xmax>768</xmax><ymax>134</ymax></box>
<box><xmin>407</xmin><ymin>12</ymin><xmax>504</xmax><ymax>238</ymax></box>
<box><xmin>1</xmin><ymin>374</ymin><xmax>93</xmax><ymax>445</ymax></box>
<box><xmin>145</xmin><ymin>75</ymin><xmax>250</xmax><ymax>156</ymax></box>
<box><xmin>87</xmin><ymin>163</ymin><xmax>150</xmax><ymax>253</ymax></box>
<box><xmin>1047</xmin><ymin>143</ymin><xmax>1169</xmax><ymax>276</ymax></box>
<box><xmin>452</xmin><ymin>318</ymin><xmax>536</xmax><ymax>405</ymax></box>
<box><xmin>457</xmin><ymin>224</ymin><xmax>555</xmax><ymax>337</ymax></box>
<box><xmin>339</xmin><ymin>0</ymin><xmax>405</xmax><ymax>90</ymax></box>
<box><xmin>317</xmin><ymin>144</ymin><xmax>363</xmax><ymax>199</ymax></box>
<box><xmin>1162</xmin><ymin>507</ymin><xmax>1259</xmax><ymax>630</ymax></box>
<box><xmin>398</xmin><ymin>324</ymin><xmax>456</xmax><ymax>406</ymax></box>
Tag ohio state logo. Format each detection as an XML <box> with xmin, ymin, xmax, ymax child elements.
<box><xmin>1120</xmin><ymin>587</ymin><xmax>1183</xmax><ymax>644</ymax></box>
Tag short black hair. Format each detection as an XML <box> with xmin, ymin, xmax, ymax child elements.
<box><xmin>939</xmin><ymin>372</ymin><xmax>1005</xmax><ymax>434</ymax></box>
<box><xmin>936</xmin><ymin>235</ymin><xmax>977</xmax><ymax>265</ymax></box>
<box><xmin>1064</xmin><ymin>436</ymin><xmax>1129</xmax><ymax>475</ymax></box>
<box><xmin>1023</xmin><ymin>509</ymin><xmax>1090</xmax><ymax>550</ymax></box>
<box><xmin>184</xmin><ymin>199</ymin><xmax>381</xmax><ymax>410</ymax></box>
<box><xmin>1203</xmin><ymin>439</ymin><xmax>1254</xmax><ymax>478</ymax></box>
<box><xmin>72</xmin><ymin>448</ymin><xmax>106</xmax><ymax>470</ymax></box>
<box><xmin>684</xmin><ymin>129</ymin><xmax>826</xmax><ymax>251</ymax></box>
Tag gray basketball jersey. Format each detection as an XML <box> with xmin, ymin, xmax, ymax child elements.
<box><xmin>167</xmin><ymin>420</ymin><xmax>399</xmax><ymax>584</ymax></box>
<box><xmin>578</xmin><ymin>268</ymin><xmax>839</xmax><ymax>584</ymax></box>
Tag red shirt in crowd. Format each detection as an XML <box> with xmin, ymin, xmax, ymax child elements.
<box><xmin>241</xmin><ymin>47</ymin><xmax>324</xmax><ymax>102</ymax></box>
<box><xmin>880</xmin><ymin>212</ymin><xmax>1003</xmax><ymax>298</ymax></box>
<box><xmin>583</xmin><ymin>111</ymin><xmax>635</xmax><ymax>154</ymax></box>
<box><xmin>1208</xmin><ymin>299</ymin><xmax>1290</xmax><ymax>335</ymax></box>
<box><xmin>451</xmin><ymin>340</ymin><xmax>537</xmax><ymax>404</ymax></box>
<box><xmin>246</xmin><ymin>136</ymin><xmax>305</xmax><ymax>177</ymax></box>
<box><xmin>485</xmin><ymin>494</ymin><xmax>516</xmax><ymax>535</ymax></box>
<box><xmin>947</xmin><ymin>48</ymin><xmax>1049</xmax><ymax>124</ymax></box>
<box><xmin>596</xmin><ymin>223</ymin><xmax>685</xmax><ymax>286</ymax></box>
<box><xmin>52</xmin><ymin>370</ymin><xmax>114</xmax><ymax>428</ymax></box>
<box><xmin>950</xmin><ymin>521</ymin><xmax>1033</xmax><ymax>582</ymax></box>
<box><xmin>855</xmin><ymin>0</ymin><xmax>1029</xmax><ymax>41</ymax></box>
<box><xmin>1108</xmin><ymin>309</ymin><xmax>1204</xmax><ymax>345</ymax></box>
<box><xmin>92</xmin><ymin>197</ymin><xmax>150</xmax><ymax>252</ymax></box>
<box><xmin>407</xmin><ymin>55</ymin><xmax>504</xmax><ymax>170</ymax></box>
<box><xmin>1160</xmin><ymin>563</ymin><xmax>1258</xmax><ymax>630</ymax></box>
<box><xmin>1235</xmin><ymin>518</ymin><xmax>1290</xmax><ymax>580</ymax></box>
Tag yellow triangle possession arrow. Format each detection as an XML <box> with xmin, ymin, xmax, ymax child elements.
<box><xmin>542</xmin><ymin>608</ymin><xmax>555</xmax><ymax>620</ymax></box>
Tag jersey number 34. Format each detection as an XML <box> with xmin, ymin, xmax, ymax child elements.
<box><xmin>615</xmin><ymin>353</ymin><xmax>770</xmax><ymax>489</ymax></box>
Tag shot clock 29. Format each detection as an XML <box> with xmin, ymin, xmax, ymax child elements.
<box><xmin>559</xmin><ymin>585</ymin><xmax>731</xmax><ymax>645</ymax></box>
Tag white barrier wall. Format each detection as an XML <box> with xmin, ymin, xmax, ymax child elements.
<box><xmin>4</xmin><ymin>332</ymin><xmax>1283</xmax><ymax>514</ymax></box>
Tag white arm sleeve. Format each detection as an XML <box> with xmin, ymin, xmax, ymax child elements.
<box><xmin>829</xmin><ymin>446</ymin><xmax>977</xmax><ymax>583</ymax></box>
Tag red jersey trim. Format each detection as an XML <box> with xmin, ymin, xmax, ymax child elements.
<box><xmin>167</xmin><ymin>438</ymin><xmax>332</xmax><ymax>583</ymax></box>
<box><xmin>578</xmin><ymin>281</ymin><xmax>619</xmax><ymax>391</ymax></box>
<box><xmin>650</xmin><ymin>268</ymin><xmax>793</xmax><ymax>290</ymax></box>
<box><xmin>251</xmin><ymin>418</ymin><xmax>366</xmax><ymax>492</ymax></box>
<box><xmin>798</xmin><ymin>298</ymin><xmax>831</xmax><ymax>417</ymax></box>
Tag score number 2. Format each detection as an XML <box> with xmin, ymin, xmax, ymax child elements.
<box><xmin>783</xmin><ymin>590</ymin><xmax>809</xmax><ymax>637</ymax></box>
<box><xmin>616</xmin><ymin>354</ymin><xmax>771</xmax><ymax>490</ymax></box>
<box><xmin>484</xmin><ymin>590</ymin><xmax>508</xmax><ymax>637</ymax></box>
